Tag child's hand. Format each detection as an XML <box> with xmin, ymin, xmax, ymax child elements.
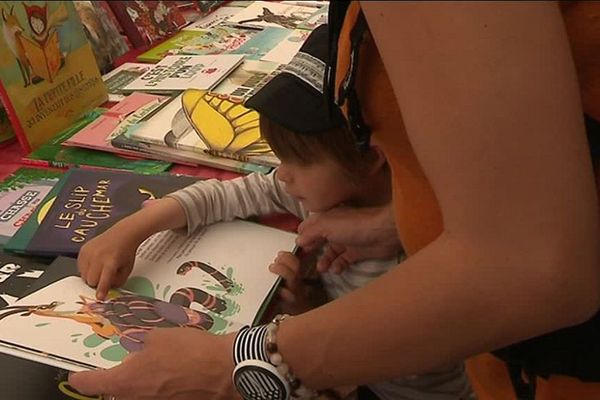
<box><xmin>78</xmin><ymin>221</ymin><xmax>142</xmax><ymax>300</ymax></box>
<box><xmin>269</xmin><ymin>251</ymin><xmax>313</xmax><ymax>315</ymax></box>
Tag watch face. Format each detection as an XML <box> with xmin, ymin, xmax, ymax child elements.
<box><xmin>233</xmin><ymin>360</ymin><xmax>289</xmax><ymax>400</ymax></box>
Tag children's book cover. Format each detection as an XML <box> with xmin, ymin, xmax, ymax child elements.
<box><xmin>0</xmin><ymin>1</ymin><xmax>108</xmax><ymax>153</ymax></box>
<box><xmin>231</xmin><ymin>26</ymin><xmax>292</xmax><ymax>61</ymax></box>
<box><xmin>123</xmin><ymin>54</ymin><xmax>245</xmax><ymax>93</ymax></box>
<box><xmin>107</xmin><ymin>1</ymin><xmax>187</xmax><ymax>49</ymax></box>
<box><xmin>104</xmin><ymin>91</ymin><xmax>272</xmax><ymax>174</ymax></box>
<box><xmin>137</xmin><ymin>26</ymin><xmax>257</xmax><ymax>62</ymax></box>
<box><xmin>4</xmin><ymin>168</ymin><xmax>198</xmax><ymax>257</ymax></box>
<box><xmin>226</xmin><ymin>1</ymin><xmax>315</xmax><ymax>30</ymax></box>
<box><xmin>183</xmin><ymin>6</ymin><xmax>241</xmax><ymax>31</ymax></box>
<box><xmin>0</xmin><ymin>167</ymin><xmax>62</xmax><ymax>245</ymax></box>
<box><xmin>107</xmin><ymin>1</ymin><xmax>188</xmax><ymax>49</ymax></box>
<box><xmin>0</xmin><ymin>251</ymin><xmax>52</xmax><ymax>309</ymax></box>
<box><xmin>0</xmin><ymin>220</ymin><xmax>296</xmax><ymax>371</ymax></box>
<box><xmin>210</xmin><ymin>59</ymin><xmax>282</xmax><ymax>102</ymax></box>
<box><xmin>73</xmin><ymin>1</ymin><xmax>130</xmax><ymax>74</ymax></box>
<box><xmin>22</xmin><ymin>110</ymin><xmax>172</xmax><ymax>174</ymax></box>
<box><xmin>102</xmin><ymin>62</ymin><xmax>154</xmax><ymax>102</ymax></box>
<box><xmin>296</xmin><ymin>4</ymin><xmax>328</xmax><ymax>31</ymax></box>
<box><xmin>260</xmin><ymin>28</ymin><xmax>311</xmax><ymax>64</ymax></box>
<box><xmin>128</xmin><ymin>89</ymin><xmax>279</xmax><ymax>167</ymax></box>
<box><xmin>63</xmin><ymin>92</ymin><xmax>172</xmax><ymax>157</ymax></box>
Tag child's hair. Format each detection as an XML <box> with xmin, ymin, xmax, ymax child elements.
<box><xmin>260</xmin><ymin>114</ymin><xmax>378</xmax><ymax>179</ymax></box>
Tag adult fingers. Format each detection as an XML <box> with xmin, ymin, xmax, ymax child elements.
<box><xmin>296</xmin><ymin>217</ymin><xmax>328</xmax><ymax>251</ymax></box>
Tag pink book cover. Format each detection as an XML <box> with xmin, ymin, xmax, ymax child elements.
<box><xmin>62</xmin><ymin>92</ymin><xmax>168</xmax><ymax>157</ymax></box>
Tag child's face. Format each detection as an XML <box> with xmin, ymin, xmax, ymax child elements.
<box><xmin>276</xmin><ymin>157</ymin><xmax>360</xmax><ymax>213</ymax></box>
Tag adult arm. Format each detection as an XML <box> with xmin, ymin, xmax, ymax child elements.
<box><xmin>279</xmin><ymin>1</ymin><xmax>600</xmax><ymax>387</ymax></box>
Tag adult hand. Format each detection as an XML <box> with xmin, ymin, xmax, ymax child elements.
<box><xmin>69</xmin><ymin>328</ymin><xmax>239</xmax><ymax>400</ymax></box>
<box><xmin>297</xmin><ymin>204</ymin><xmax>402</xmax><ymax>272</ymax></box>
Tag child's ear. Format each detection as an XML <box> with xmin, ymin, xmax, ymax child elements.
<box><xmin>366</xmin><ymin>144</ymin><xmax>387</xmax><ymax>175</ymax></box>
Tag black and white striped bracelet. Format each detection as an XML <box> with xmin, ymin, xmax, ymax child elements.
<box><xmin>232</xmin><ymin>316</ymin><xmax>318</xmax><ymax>400</ymax></box>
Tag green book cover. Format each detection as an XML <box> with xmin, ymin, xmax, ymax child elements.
<box><xmin>0</xmin><ymin>167</ymin><xmax>63</xmax><ymax>245</ymax></box>
<box><xmin>136</xmin><ymin>27</ymin><xmax>257</xmax><ymax>63</ymax></box>
<box><xmin>24</xmin><ymin>110</ymin><xmax>171</xmax><ymax>174</ymax></box>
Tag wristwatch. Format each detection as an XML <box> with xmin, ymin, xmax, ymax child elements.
<box><xmin>232</xmin><ymin>325</ymin><xmax>290</xmax><ymax>400</ymax></box>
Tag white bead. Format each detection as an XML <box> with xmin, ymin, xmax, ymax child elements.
<box><xmin>269</xmin><ymin>352</ymin><xmax>283</xmax><ymax>365</ymax></box>
<box><xmin>276</xmin><ymin>363</ymin><xmax>290</xmax><ymax>376</ymax></box>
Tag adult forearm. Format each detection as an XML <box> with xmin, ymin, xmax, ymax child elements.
<box><xmin>279</xmin><ymin>230</ymin><xmax>600</xmax><ymax>389</ymax></box>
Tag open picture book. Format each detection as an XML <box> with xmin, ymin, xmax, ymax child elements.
<box><xmin>0</xmin><ymin>219</ymin><xmax>297</xmax><ymax>372</ymax></box>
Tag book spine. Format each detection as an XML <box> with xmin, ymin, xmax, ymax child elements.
<box><xmin>0</xmin><ymin>82</ymin><xmax>30</xmax><ymax>154</ymax></box>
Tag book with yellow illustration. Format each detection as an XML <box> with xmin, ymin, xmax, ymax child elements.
<box><xmin>124</xmin><ymin>89</ymin><xmax>280</xmax><ymax>168</ymax></box>
<box><xmin>0</xmin><ymin>1</ymin><xmax>107</xmax><ymax>153</ymax></box>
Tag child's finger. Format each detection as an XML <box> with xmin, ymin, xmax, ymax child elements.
<box><xmin>275</xmin><ymin>252</ymin><xmax>300</xmax><ymax>271</ymax></box>
<box><xmin>269</xmin><ymin>262</ymin><xmax>299</xmax><ymax>290</ymax></box>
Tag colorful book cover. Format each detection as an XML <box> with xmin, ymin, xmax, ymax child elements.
<box><xmin>231</xmin><ymin>27</ymin><xmax>292</xmax><ymax>61</ymax></box>
<box><xmin>102</xmin><ymin>62</ymin><xmax>154</xmax><ymax>102</ymax></box>
<box><xmin>296</xmin><ymin>3</ymin><xmax>328</xmax><ymax>31</ymax></box>
<box><xmin>137</xmin><ymin>27</ymin><xmax>257</xmax><ymax>62</ymax></box>
<box><xmin>183</xmin><ymin>6</ymin><xmax>241</xmax><ymax>31</ymax></box>
<box><xmin>4</xmin><ymin>168</ymin><xmax>198</xmax><ymax>257</ymax></box>
<box><xmin>73</xmin><ymin>1</ymin><xmax>130</xmax><ymax>74</ymax></box>
<box><xmin>123</xmin><ymin>54</ymin><xmax>244</xmax><ymax>92</ymax></box>
<box><xmin>0</xmin><ymin>220</ymin><xmax>296</xmax><ymax>371</ymax></box>
<box><xmin>63</xmin><ymin>92</ymin><xmax>172</xmax><ymax>157</ymax></box>
<box><xmin>225</xmin><ymin>1</ymin><xmax>316</xmax><ymax>30</ymax></box>
<box><xmin>260</xmin><ymin>28</ymin><xmax>311</xmax><ymax>64</ymax></box>
<box><xmin>0</xmin><ymin>167</ymin><xmax>63</xmax><ymax>245</ymax></box>
<box><xmin>210</xmin><ymin>59</ymin><xmax>282</xmax><ymax>102</ymax></box>
<box><xmin>107</xmin><ymin>1</ymin><xmax>188</xmax><ymax>48</ymax></box>
<box><xmin>0</xmin><ymin>1</ymin><xmax>108</xmax><ymax>153</ymax></box>
<box><xmin>127</xmin><ymin>89</ymin><xmax>279</xmax><ymax>168</ymax></box>
<box><xmin>22</xmin><ymin>110</ymin><xmax>172</xmax><ymax>174</ymax></box>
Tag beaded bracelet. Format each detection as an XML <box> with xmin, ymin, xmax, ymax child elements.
<box><xmin>265</xmin><ymin>314</ymin><xmax>318</xmax><ymax>399</ymax></box>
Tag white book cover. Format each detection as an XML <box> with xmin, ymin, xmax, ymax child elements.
<box><xmin>261</xmin><ymin>28</ymin><xmax>311</xmax><ymax>64</ymax></box>
<box><xmin>0</xmin><ymin>220</ymin><xmax>296</xmax><ymax>371</ymax></box>
<box><xmin>226</xmin><ymin>1</ymin><xmax>316</xmax><ymax>30</ymax></box>
<box><xmin>183</xmin><ymin>6</ymin><xmax>242</xmax><ymax>31</ymax></box>
<box><xmin>122</xmin><ymin>55</ymin><xmax>245</xmax><ymax>92</ymax></box>
<box><xmin>102</xmin><ymin>63</ymin><xmax>154</xmax><ymax>102</ymax></box>
<box><xmin>210</xmin><ymin>59</ymin><xmax>282</xmax><ymax>101</ymax></box>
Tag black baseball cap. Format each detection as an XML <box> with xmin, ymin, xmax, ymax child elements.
<box><xmin>245</xmin><ymin>24</ymin><xmax>345</xmax><ymax>135</ymax></box>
